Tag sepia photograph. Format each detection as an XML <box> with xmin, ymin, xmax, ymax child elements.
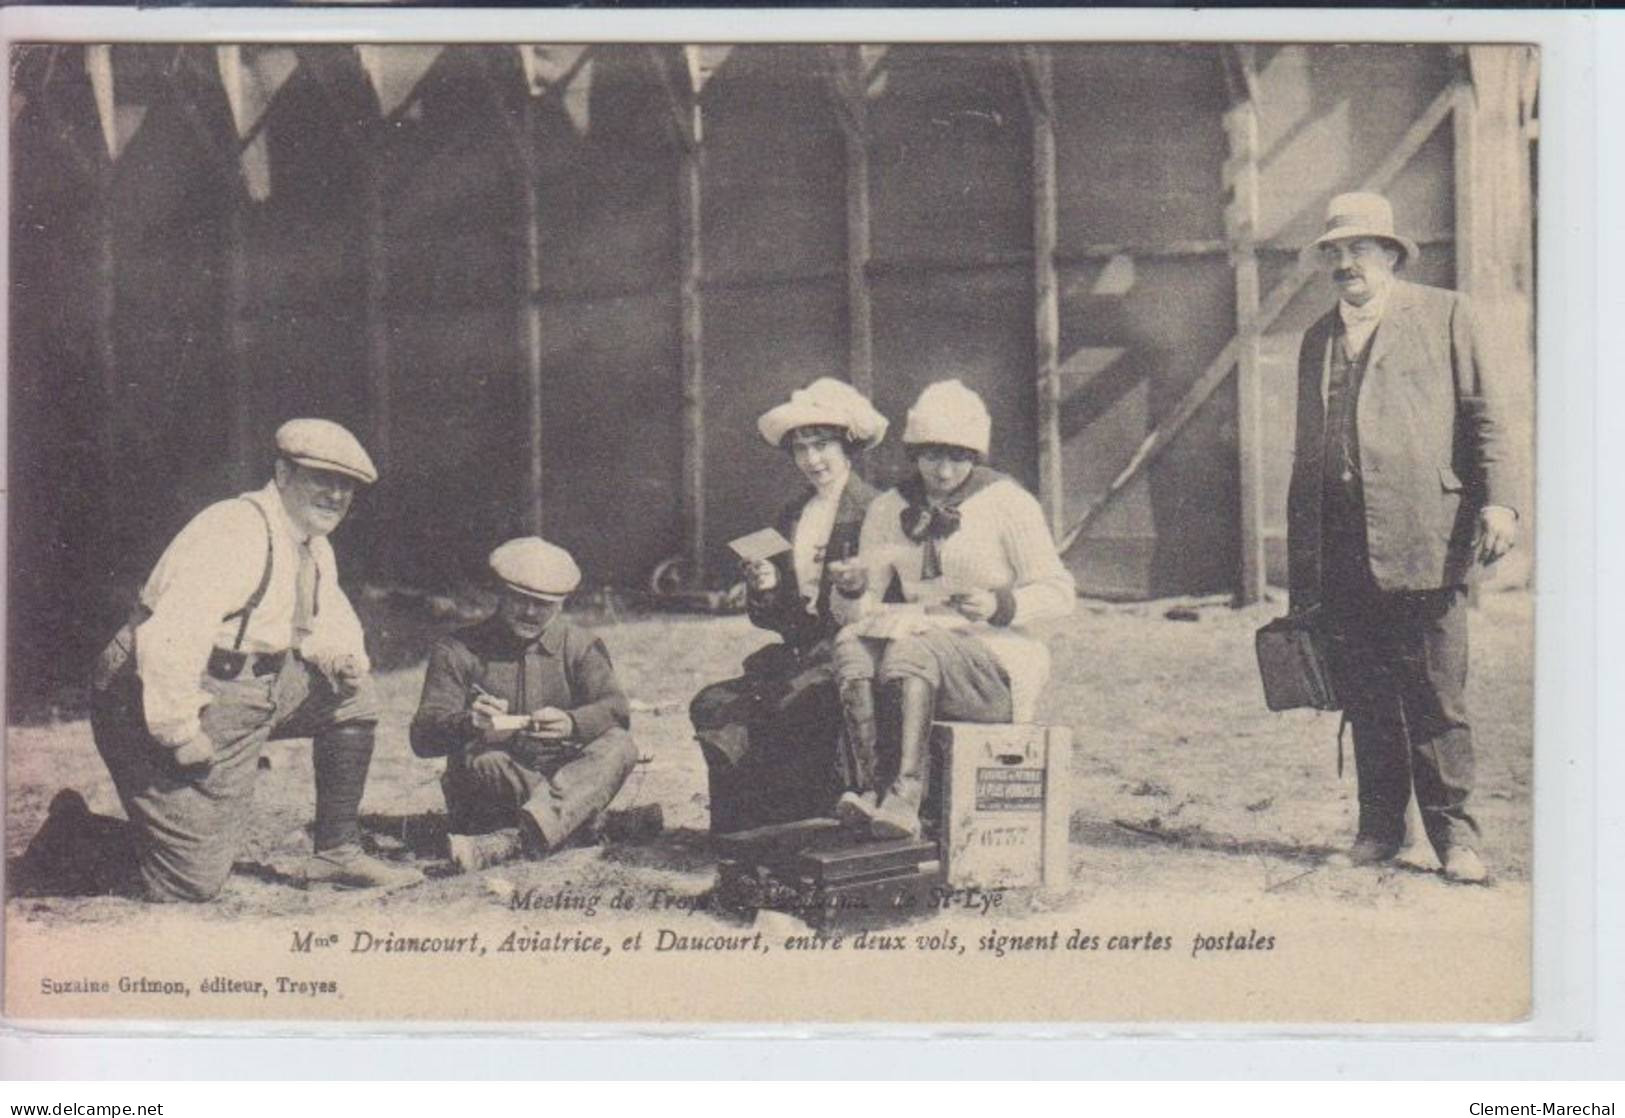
<box><xmin>3</xmin><ymin>25</ymin><xmax>1544</xmax><ymax>1025</ymax></box>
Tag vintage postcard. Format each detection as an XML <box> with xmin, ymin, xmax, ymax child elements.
<box><xmin>3</xmin><ymin>15</ymin><xmax>1549</xmax><ymax>1027</ymax></box>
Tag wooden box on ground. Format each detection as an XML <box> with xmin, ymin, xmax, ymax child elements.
<box><xmin>932</xmin><ymin>722</ymin><xmax>1071</xmax><ymax>891</ymax></box>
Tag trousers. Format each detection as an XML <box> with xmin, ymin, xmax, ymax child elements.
<box><xmin>441</xmin><ymin>728</ymin><xmax>637</xmax><ymax>850</ymax></box>
<box><xmin>1322</xmin><ymin>508</ymin><xmax>1477</xmax><ymax>854</ymax></box>
<box><xmin>91</xmin><ymin>656</ymin><xmax>378</xmax><ymax>902</ymax></box>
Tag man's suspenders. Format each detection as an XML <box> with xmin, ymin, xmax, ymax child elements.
<box><xmin>91</xmin><ymin>497</ymin><xmax>276</xmax><ymax>692</ymax></box>
<box><xmin>220</xmin><ymin>497</ymin><xmax>276</xmax><ymax>652</ymax></box>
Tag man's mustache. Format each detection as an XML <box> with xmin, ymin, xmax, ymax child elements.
<box><xmin>1334</xmin><ymin>268</ymin><xmax>1363</xmax><ymax>283</ymax></box>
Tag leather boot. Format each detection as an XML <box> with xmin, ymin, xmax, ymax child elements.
<box><xmin>871</xmin><ymin>677</ymin><xmax>935</xmax><ymax>841</ymax></box>
<box><xmin>836</xmin><ymin>679</ymin><xmax>880</xmax><ymax>824</ymax></box>
<box><xmin>312</xmin><ymin>721</ymin><xmax>377</xmax><ymax>853</ymax></box>
<box><xmin>305</xmin><ymin>721</ymin><xmax>424</xmax><ymax>889</ymax></box>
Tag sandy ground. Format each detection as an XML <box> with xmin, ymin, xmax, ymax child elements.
<box><xmin>5</xmin><ymin>588</ymin><xmax>1533</xmax><ymax>944</ymax></box>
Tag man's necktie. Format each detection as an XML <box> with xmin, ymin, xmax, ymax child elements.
<box><xmin>293</xmin><ymin>540</ymin><xmax>319</xmax><ymax>649</ymax></box>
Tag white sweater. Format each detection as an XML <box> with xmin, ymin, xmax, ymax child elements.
<box><xmin>836</xmin><ymin>476</ymin><xmax>1075</xmax><ymax>719</ymax></box>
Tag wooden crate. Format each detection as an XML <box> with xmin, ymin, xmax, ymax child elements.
<box><xmin>932</xmin><ymin>722</ymin><xmax>1072</xmax><ymax>890</ymax></box>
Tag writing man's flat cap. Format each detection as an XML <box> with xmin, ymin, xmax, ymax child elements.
<box><xmin>489</xmin><ymin>537</ymin><xmax>582</xmax><ymax>600</ymax></box>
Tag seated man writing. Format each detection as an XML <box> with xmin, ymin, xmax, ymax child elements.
<box><xmin>410</xmin><ymin>537</ymin><xmax>638</xmax><ymax>871</ymax></box>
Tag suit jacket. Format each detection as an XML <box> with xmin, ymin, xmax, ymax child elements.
<box><xmin>746</xmin><ymin>473</ymin><xmax>880</xmax><ymax>652</ymax></box>
<box><xmin>408</xmin><ymin>616</ymin><xmax>630</xmax><ymax>759</ymax></box>
<box><xmin>1287</xmin><ymin>279</ymin><xmax>1518</xmax><ymax>603</ymax></box>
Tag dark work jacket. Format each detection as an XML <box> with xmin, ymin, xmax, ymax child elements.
<box><xmin>409</xmin><ymin>616</ymin><xmax>630</xmax><ymax>759</ymax></box>
<box><xmin>1287</xmin><ymin>280</ymin><xmax>1519</xmax><ymax>605</ymax></box>
<box><xmin>745</xmin><ymin>474</ymin><xmax>880</xmax><ymax>654</ymax></box>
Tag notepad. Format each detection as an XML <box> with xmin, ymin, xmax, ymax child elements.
<box><xmin>488</xmin><ymin>713</ymin><xmax>531</xmax><ymax>733</ymax></box>
<box><xmin>727</xmin><ymin>527</ymin><xmax>792</xmax><ymax>563</ymax></box>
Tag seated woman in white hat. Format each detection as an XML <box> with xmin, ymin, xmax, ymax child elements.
<box><xmin>829</xmin><ymin>379</ymin><xmax>1076</xmax><ymax>840</ymax></box>
<box><xmin>689</xmin><ymin>377</ymin><xmax>889</xmax><ymax>835</ymax></box>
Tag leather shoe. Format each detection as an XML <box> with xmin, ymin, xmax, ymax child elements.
<box><xmin>870</xmin><ymin>785</ymin><xmax>924</xmax><ymax>841</ymax></box>
<box><xmin>302</xmin><ymin>843</ymin><xmax>424</xmax><ymax>889</ymax></box>
<box><xmin>835</xmin><ymin>791</ymin><xmax>878</xmax><ymax>831</ymax></box>
<box><xmin>1440</xmin><ymin>845</ymin><xmax>1490</xmax><ymax>885</ymax></box>
<box><xmin>1325</xmin><ymin>835</ymin><xmax>1400</xmax><ymax>869</ymax></box>
<box><xmin>446</xmin><ymin>829</ymin><xmax>526</xmax><ymax>873</ymax></box>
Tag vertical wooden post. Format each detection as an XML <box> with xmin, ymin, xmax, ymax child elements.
<box><xmin>831</xmin><ymin>46</ymin><xmax>874</xmax><ymax>401</ymax></box>
<box><xmin>360</xmin><ymin>153</ymin><xmax>391</xmax><ymax>475</ymax></box>
<box><xmin>92</xmin><ymin>160</ymin><xmax>120</xmax><ymax>486</ymax></box>
<box><xmin>677</xmin><ymin>110</ymin><xmax>706</xmax><ymax>584</ymax></box>
<box><xmin>1224</xmin><ymin>44</ymin><xmax>1266</xmax><ymax>606</ymax></box>
<box><xmin>518</xmin><ymin>89</ymin><xmax>546</xmax><ymax>535</ymax></box>
<box><xmin>224</xmin><ymin>198</ymin><xmax>255</xmax><ymax>486</ymax></box>
<box><xmin>1023</xmin><ymin>46</ymin><xmax>1063</xmax><ymax>539</ymax></box>
<box><xmin>651</xmin><ymin>45</ymin><xmax>708</xmax><ymax>587</ymax></box>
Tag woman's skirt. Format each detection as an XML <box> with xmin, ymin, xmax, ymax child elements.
<box><xmin>689</xmin><ymin>639</ymin><xmax>842</xmax><ymax>835</ymax></box>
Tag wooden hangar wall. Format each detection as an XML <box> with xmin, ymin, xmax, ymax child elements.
<box><xmin>7</xmin><ymin>42</ymin><xmax>1535</xmax><ymax>703</ymax></box>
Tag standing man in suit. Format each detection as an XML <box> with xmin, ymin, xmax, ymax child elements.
<box><xmin>1287</xmin><ymin>192</ymin><xmax>1520</xmax><ymax>884</ymax></box>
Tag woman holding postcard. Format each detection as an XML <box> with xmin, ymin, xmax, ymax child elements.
<box><xmin>829</xmin><ymin>379</ymin><xmax>1076</xmax><ymax>840</ymax></box>
<box><xmin>689</xmin><ymin>377</ymin><xmax>889</xmax><ymax>835</ymax></box>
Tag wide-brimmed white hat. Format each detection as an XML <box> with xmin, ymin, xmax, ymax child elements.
<box><xmin>1307</xmin><ymin>191</ymin><xmax>1419</xmax><ymax>266</ymax></box>
<box><xmin>902</xmin><ymin>379</ymin><xmax>991</xmax><ymax>456</ymax></box>
<box><xmin>757</xmin><ymin>377</ymin><xmax>888</xmax><ymax>449</ymax></box>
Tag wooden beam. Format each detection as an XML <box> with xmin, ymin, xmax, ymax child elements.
<box><xmin>1058</xmin><ymin>78</ymin><xmax>1457</xmax><ymax>555</ymax></box>
<box><xmin>1225</xmin><ymin>44</ymin><xmax>1266</xmax><ymax>605</ymax></box>
<box><xmin>224</xmin><ymin>202</ymin><xmax>255</xmax><ymax>488</ymax></box>
<box><xmin>676</xmin><ymin>97</ymin><xmax>707</xmax><ymax>584</ymax></box>
<box><xmin>37</xmin><ymin>48</ymin><xmax>101</xmax><ymax>183</ymax></box>
<box><xmin>92</xmin><ymin>159</ymin><xmax>120</xmax><ymax>486</ymax></box>
<box><xmin>648</xmin><ymin>46</ymin><xmax>699</xmax><ymax>152</ymax></box>
<box><xmin>827</xmin><ymin>46</ymin><xmax>874</xmax><ymax>402</ymax></box>
<box><xmin>157</xmin><ymin>49</ymin><xmax>257</xmax><ymax>483</ymax></box>
<box><xmin>1015</xmin><ymin>45</ymin><xmax>1064</xmax><ymax>537</ymax></box>
<box><xmin>360</xmin><ymin>152</ymin><xmax>392</xmax><ymax>476</ymax></box>
<box><xmin>518</xmin><ymin>87</ymin><xmax>546</xmax><ymax>536</ymax></box>
<box><xmin>644</xmin><ymin>46</ymin><xmax>707</xmax><ymax>581</ymax></box>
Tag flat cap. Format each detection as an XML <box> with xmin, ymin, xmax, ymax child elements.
<box><xmin>275</xmin><ymin>418</ymin><xmax>378</xmax><ymax>485</ymax></box>
<box><xmin>490</xmin><ymin>537</ymin><xmax>581</xmax><ymax>600</ymax></box>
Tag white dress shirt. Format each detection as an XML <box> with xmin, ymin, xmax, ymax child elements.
<box><xmin>1337</xmin><ymin>284</ymin><xmax>1389</xmax><ymax>356</ymax></box>
<box><xmin>791</xmin><ymin>479</ymin><xmax>843</xmax><ymax>613</ymax></box>
<box><xmin>135</xmin><ymin>481</ymin><xmax>369</xmax><ymax>746</ymax></box>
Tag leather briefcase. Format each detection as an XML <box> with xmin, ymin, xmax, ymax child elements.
<box><xmin>1255</xmin><ymin>612</ymin><xmax>1340</xmax><ymax>712</ymax></box>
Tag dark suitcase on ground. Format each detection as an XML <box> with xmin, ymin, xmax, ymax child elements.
<box><xmin>715</xmin><ymin>819</ymin><xmax>942</xmax><ymax>927</ymax></box>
